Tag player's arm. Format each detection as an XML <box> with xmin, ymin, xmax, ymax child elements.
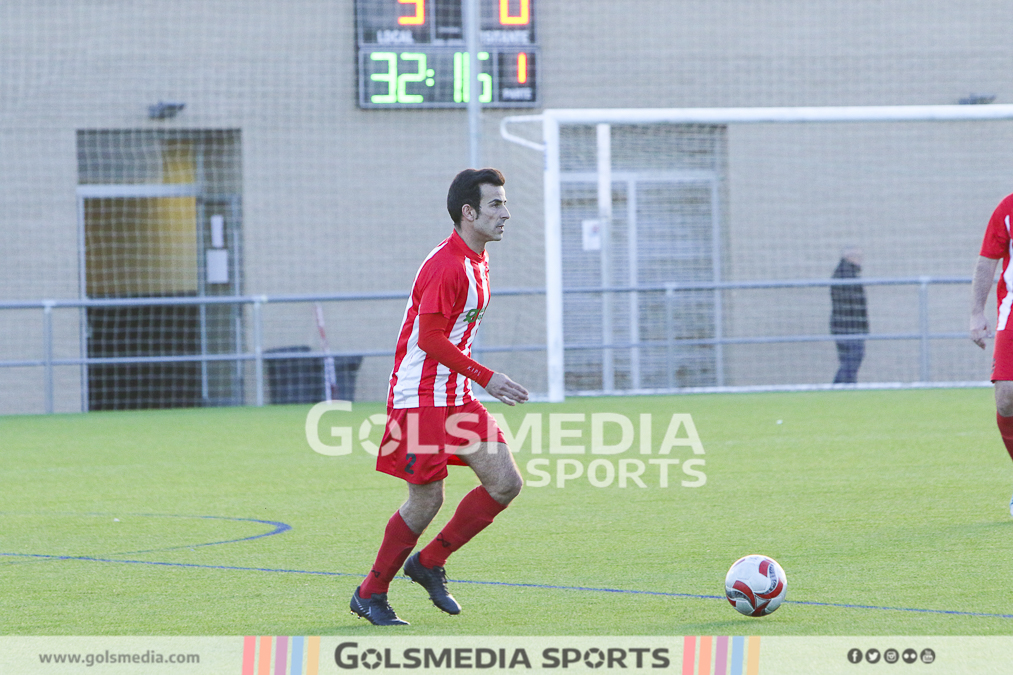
<box><xmin>970</xmin><ymin>255</ymin><xmax>1000</xmax><ymax>349</ymax></box>
<box><xmin>417</xmin><ymin>313</ymin><xmax>529</xmax><ymax>405</ymax></box>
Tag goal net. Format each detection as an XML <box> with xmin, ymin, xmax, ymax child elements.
<box><xmin>497</xmin><ymin>105</ymin><xmax>1013</xmax><ymax>399</ymax></box>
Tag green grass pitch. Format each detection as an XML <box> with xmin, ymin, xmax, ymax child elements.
<box><xmin>1</xmin><ymin>388</ymin><xmax>1011</xmax><ymax>636</ymax></box>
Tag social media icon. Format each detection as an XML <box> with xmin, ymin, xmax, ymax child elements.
<box><xmin>884</xmin><ymin>649</ymin><xmax>899</xmax><ymax>664</ymax></box>
<box><xmin>865</xmin><ymin>649</ymin><xmax>881</xmax><ymax>664</ymax></box>
<box><xmin>902</xmin><ymin>649</ymin><xmax>918</xmax><ymax>664</ymax></box>
<box><xmin>847</xmin><ymin>648</ymin><xmax>863</xmax><ymax>664</ymax></box>
<box><xmin>921</xmin><ymin>648</ymin><xmax>935</xmax><ymax>664</ymax></box>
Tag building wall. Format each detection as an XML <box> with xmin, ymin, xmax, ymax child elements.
<box><xmin>0</xmin><ymin>1</ymin><xmax>1010</xmax><ymax>411</ymax></box>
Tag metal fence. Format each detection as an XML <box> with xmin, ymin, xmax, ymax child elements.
<box><xmin>562</xmin><ymin>276</ymin><xmax>980</xmax><ymax>394</ymax></box>
<box><xmin>0</xmin><ymin>276</ymin><xmax>985</xmax><ymax>414</ymax></box>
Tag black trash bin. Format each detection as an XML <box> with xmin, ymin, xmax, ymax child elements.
<box><xmin>265</xmin><ymin>346</ymin><xmax>321</xmax><ymax>404</ymax></box>
<box><xmin>331</xmin><ymin>355</ymin><xmax>364</xmax><ymax>402</ymax></box>
<box><xmin>265</xmin><ymin>346</ymin><xmax>363</xmax><ymax>404</ymax></box>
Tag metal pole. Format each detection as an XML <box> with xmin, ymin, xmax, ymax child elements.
<box><xmin>597</xmin><ymin>123</ymin><xmax>613</xmax><ymax>393</ymax></box>
<box><xmin>665</xmin><ymin>286</ymin><xmax>674</xmax><ymax>389</ymax></box>
<box><xmin>710</xmin><ymin>172</ymin><xmax>725</xmax><ymax>386</ymax></box>
<box><xmin>543</xmin><ymin>115</ymin><xmax>565</xmax><ymax>402</ymax></box>
<box><xmin>231</xmin><ymin>196</ymin><xmax>244</xmax><ymax>405</ymax></box>
<box><xmin>253</xmin><ymin>296</ymin><xmax>265</xmax><ymax>406</ymax></box>
<box><xmin>197</xmin><ymin>202</ymin><xmax>209</xmax><ymax>404</ymax></box>
<box><xmin>76</xmin><ymin>195</ymin><xmax>89</xmax><ymax>412</ymax></box>
<box><xmin>919</xmin><ymin>277</ymin><xmax>930</xmax><ymax>381</ymax></box>
<box><xmin>626</xmin><ymin>179</ymin><xmax>640</xmax><ymax>390</ymax></box>
<box><xmin>465</xmin><ymin>0</ymin><xmax>481</xmax><ymax>167</ymax></box>
<box><xmin>43</xmin><ymin>301</ymin><xmax>54</xmax><ymax>414</ymax></box>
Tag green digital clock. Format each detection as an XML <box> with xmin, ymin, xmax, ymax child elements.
<box><xmin>356</xmin><ymin>0</ymin><xmax>538</xmax><ymax>108</ymax></box>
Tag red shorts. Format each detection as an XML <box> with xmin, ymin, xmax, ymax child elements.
<box><xmin>994</xmin><ymin>327</ymin><xmax>1013</xmax><ymax>381</ymax></box>
<box><xmin>375</xmin><ymin>399</ymin><xmax>506</xmax><ymax>484</ymax></box>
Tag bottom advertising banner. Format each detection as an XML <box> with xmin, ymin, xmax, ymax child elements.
<box><xmin>2</xmin><ymin>635</ymin><xmax>1011</xmax><ymax>675</ymax></box>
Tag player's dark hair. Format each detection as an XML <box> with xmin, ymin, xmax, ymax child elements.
<box><xmin>447</xmin><ymin>168</ymin><xmax>506</xmax><ymax>227</ymax></box>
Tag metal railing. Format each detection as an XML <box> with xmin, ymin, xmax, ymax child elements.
<box><xmin>0</xmin><ymin>290</ymin><xmax>548</xmax><ymax>413</ymax></box>
<box><xmin>561</xmin><ymin>276</ymin><xmax>974</xmax><ymax>391</ymax></box>
<box><xmin>0</xmin><ymin>276</ymin><xmax>977</xmax><ymax>413</ymax></box>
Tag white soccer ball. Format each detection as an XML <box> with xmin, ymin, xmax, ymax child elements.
<box><xmin>724</xmin><ymin>554</ymin><xmax>787</xmax><ymax>617</ymax></box>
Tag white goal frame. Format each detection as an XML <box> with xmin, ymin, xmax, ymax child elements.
<box><xmin>502</xmin><ymin>104</ymin><xmax>1013</xmax><ymax>402</ymax></box>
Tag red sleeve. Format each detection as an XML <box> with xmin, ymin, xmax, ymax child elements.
<box><xmin>981</xmin><ymin>195</ymin><xmax>1013</xmax><ymax>259</ymax></box>
<box><xmin>417</xmin><ymin>313</ymin><xmax>494</xmax><ymax>388</ymax></box>
<box><xmin>417</xmin><ymin>263</ymin><xmax>464</xmax><ymax>318</ymax></box>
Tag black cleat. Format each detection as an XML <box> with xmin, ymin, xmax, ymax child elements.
<box><xmin>403</xmin><ymin>552</ymin><xmax>461</xmax><ymax>615</ymax></box>
<box><xmin>350</xmin><ymin>586</ymin><xmax>409</xmax><ymax>626</ymax></box>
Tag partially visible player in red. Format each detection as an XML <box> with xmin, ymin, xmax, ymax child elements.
<box><xmin>970</xmin><ymin>192</ymin><xmax>1013</xmax><ymax>517</ymax></box>
<box><xmin>350</xmin><ymin>168</ymin><xmax>529</xmax><ymax>625</ymax></box>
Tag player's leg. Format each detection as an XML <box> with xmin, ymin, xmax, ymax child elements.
<box><xmin>405</xmin><ymin>404</ymin><xmax>521</xmax><ymax>613</ymax></box>
<box><xmin>995</xmin><ymin>382</ymin><xmax>1013</xmax><ymax>517</ymax></box>
<box><xmin>352</xmin><ymin>480</ymin><xmax>444</xmax><ymax>625</ymax></box>
<box><xmin>992</xmin><ymin>328</ymin><xmax>1013</xmax><ymax>516</ymax></box>
<box><xmin>405</xmin><ymin>441</ymin><xmax>521</xmax><ymax>614</ymax></box>
<box><xmin>353</xmin><ymin>408</ymin><xmax>451</xmax><ymax>625</ymax></box>
<box><xmin>457</xmin><ymin>439</ymin><xmax>524</xmax><ymax>505</ymax></box>
<box><xmin>993</xmin><ymin>381</ymin><xmax>1013</xmax><ymax>450</ymax></box>
<box><xmin>996</xmin><ymin>381</ymin><xmax>1013</xmax><ymax>418</ymax></box>
<box><xmin>359</xmin><ymin>480</ymin><xmax>444</xmax><ymax>597</ymax></box>
<box><xmin>421</xmin><ymin>413</ymin><xmax>522</xmax><ymax>566</ymax></box>
<box><xmin>424</xmin><ymin>441</ymin><xmax>522</xmax><ymax>561</ymax></box>
<box><xmin>400</xmin><ymin>480</ymin><xmax>445</xmax><ymax>533</ymax></box>
<box><xmin>407</xmin><ymin>435</ymin><xmax>522</xmax><ymax>587</ymax></box>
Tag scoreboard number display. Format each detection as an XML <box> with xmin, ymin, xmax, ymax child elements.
<box><xmin>356</xmin><ymin>0</ymin><xmax>538</xmax><ymax>108</ymax></box>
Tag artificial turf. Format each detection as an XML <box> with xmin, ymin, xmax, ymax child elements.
<box><xmin>1</xmin><ymin>388</ymin><xmax>1010</xmax><ymax>636</ymax></box>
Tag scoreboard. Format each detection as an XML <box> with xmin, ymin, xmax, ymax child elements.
<box><xmin>356</xmin><ymin>0</ymin><xmax>538</xmax><ymax>108</ymax></box>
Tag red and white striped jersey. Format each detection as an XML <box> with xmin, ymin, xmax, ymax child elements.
<box><xmin>388</xmin><ymin>230</ymin><xmax>491</xmax><ymax>408</ymax></box>
<box><xmin>981</xmin><ymin>193</ymin><xmax>1013</xmax><ymax>331</ymax></box>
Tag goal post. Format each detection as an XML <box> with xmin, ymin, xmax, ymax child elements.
<box><xmin>501</xmin><ymin>105</ymin><xmax>1013</xmax><ymax>401</ymax></box>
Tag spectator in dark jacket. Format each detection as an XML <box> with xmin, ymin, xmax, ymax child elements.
<box><xmin>831</xmin><ymin>247</ymin><xmax>868</xmax><ymax>383</ymax></box>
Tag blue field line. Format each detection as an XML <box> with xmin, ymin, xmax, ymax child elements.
<box><xmin>111</xmin><ymin>514</ymin><xmax>293</xmax><ymax>554</ymax></box>
<box><xmin>0</xmin><ymin>510</ymin><xmax>291</xmax><ymax>555</ymax></box>
<box><xmin>4</xmin><ymin>512</ymin><xmax>1012</xmax><ymax>621</ymax></box>
<box><xmin>448</xmin><ymin>578</ymin><xmax>1013</xmax><ymax>620</ymax></box>
<box><xmin>0</xmin><ymin>552</ymin><xmax>363</xmax><ymax>577</ymax></box>
<box><xmin>785</xmin><ymin>598</ymin><xmax>1013</xmax><ymax>619</ymax></box>
<box><xmin>0</xmin><ymin>512</ymin><xmax>291</xmax><ymax>557</ymax></box>
<box><xmin>3</xmin><ymin>550</ymin><xmax>1012</xmax><ymax>621</ymax></box>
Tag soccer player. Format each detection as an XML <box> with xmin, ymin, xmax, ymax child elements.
<box><xmin>970</xmin><ymin>192</ymin><xmax>1013</xmax><ymax>516</ymax></box>
<box><xmin>350</xmin><ymin>168</ymin><xmax>529</xmax><ymax>625</ymax></box>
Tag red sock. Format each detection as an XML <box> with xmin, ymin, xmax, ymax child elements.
<box><xmin>997</xmin><ymin>413</ymin><xmax>1013</xmax><ymax>463</ymax></box>
<box><xmin>360</xmin><ymin>510</ymin><xmax>419</xmax><ymax>598</ymax></box>
<box><xmin>418</xmin><ymin>486</ymin><xmax>507</xmax><ymax>569</ymax></box>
